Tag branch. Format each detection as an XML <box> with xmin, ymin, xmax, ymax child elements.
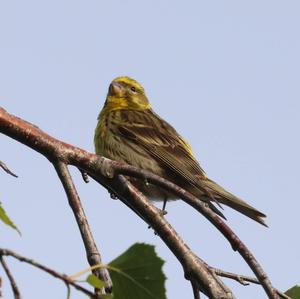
<box><xmin>102</xmin><ymin>174</ymin><xmax>234</xmax><ymax>298</ymax></box>
<box><xmin>110</xmin><ymin>163</ymin><xmax>279</xmax><ymax>299</ymax></box>
<box><xmin>0</xmin><ymin>107</ymin><xmax>280</xmax><ymax>298</ymax></box>
<box><xmin>0</xmin><ymin>256</ymin><xmax>21</xmax><ymax>299</ymax></box>
<box><xmin>0</xmin><ymin>160</ymin><xmax>17</xmax><ymax>178</ymax></box>
<box><xmin>212</xmin><ymin>268</ymin><xmax>291</xmax><ymax>299</ymax></box>
<box><xmin>54</xmin><ymin>161</ymin><xmax>112</xmax><ymax>294</ymax></box>
<box><xmin>0</xmin><ymin>248</ymin><xmax>97</xmax><ymax>298</ymax></box>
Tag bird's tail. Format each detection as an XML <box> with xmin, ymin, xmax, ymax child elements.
<box><xmin>202</xmin><ymin>178</ymin><xmax>267</xmax><ymax>226</ymax></box>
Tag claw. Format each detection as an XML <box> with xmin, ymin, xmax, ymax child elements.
<box><xmin>80</xmin><ymin>169</ymin><xmax>89</xmax><ymax>183</ymax></box>
<box><xmin>109</xmin><ymin>191</ymin><xmax>118</xmax><ymax>200</ymax></box>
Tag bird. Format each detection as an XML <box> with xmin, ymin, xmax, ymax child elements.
<box><xmin>94</xmin><ymin>76</ymin><xmax>267</xmax><ymax>226</ymax></box>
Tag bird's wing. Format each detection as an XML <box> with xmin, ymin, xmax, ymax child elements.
<box><xmin>116</xmin><ymin>113</ymin><xmax>206</xmax><ymax>188</ymax></box>
<box><xmin>114</xmin><ymin>110</ymin><xmax>265</xmax><ymax>225</ymax></box>
<box><xmin>116</xmin><ymin>110</ymin><xmax>227</xmax><ymax>219</ymax></box>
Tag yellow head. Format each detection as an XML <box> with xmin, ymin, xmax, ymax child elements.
<box><xmin>104</xmin><ymin>76</ymin><xmax>151</xmax><ymax>110</ymax></box>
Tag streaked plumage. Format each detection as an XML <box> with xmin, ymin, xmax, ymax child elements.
<box><xmin>94</xmin><ymin>76</ymin><xmax>267</xmax><ymax>226</ymax></box>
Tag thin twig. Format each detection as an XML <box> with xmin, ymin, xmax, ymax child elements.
<box><xmin>213</xmin><ymin>268</ymin><xmax>257</xmax><ymax>285</ymax></box>
<box><xmin>0</xmin><ymin>248</ymin><xmax>97</xmax><ymax>298</ymax></box>
<box><xmin>277</xmin><ymin>291</ymin><xmax>291</xmax><ymax>299</ymax></box>
<box><xmin>65</xmin><ymin>282</ymin><xmax>71</xmax><ymax>299</ymax></box>
<box><xmin>54</xmin><ymin>161</ymin><xmax>112</xmax><ymax>294</ymax></box>
<box><xmin>0</xmin><ymin>256</ymin><xmax>21</xmax><ymax>299</ymax></box>
<box><xmin>0</xmin><ymin>160</ymin><xmax>17</xmax><ymax>178</ymax></box>
<box><xmin>212</xmin><ymin>268</ymin><xmax>291</xmax><ymax>299</ymax></box>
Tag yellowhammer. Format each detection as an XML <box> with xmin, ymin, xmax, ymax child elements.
<box><xmin>94</xmin><ymin>76</ymin><xmax>266</xmax><ymax>226</ymax></box>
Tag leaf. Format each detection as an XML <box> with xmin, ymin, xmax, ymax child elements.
<box><xmin>0</xmin><ymin>202</ymin><xmax>21</xmax><ymax>235</ymax></box>
<box><xmin>286</xmin><ymin>285</ymin><xmax>300</xmax><ymax>299</ymax></box>
<box><xmin>108</xmin><ymin>243</ymin><xmax>166</xmax><ymax>299</ymax></box>
<box><xmin>86</xmin><ymin>274</ymin><xmax>105</xmax><ymax>289</ymax></box>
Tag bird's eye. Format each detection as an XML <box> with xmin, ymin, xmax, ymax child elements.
<box><xmin>130</xmin><ymin>86</ymin><xmax>136</xmax><ymax>92</ymax></box>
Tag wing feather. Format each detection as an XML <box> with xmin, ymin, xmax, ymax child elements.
<box><xmin>117</xmin><ymin>111</ymin><xmax>206</xmax><ymax>189</ymax></box>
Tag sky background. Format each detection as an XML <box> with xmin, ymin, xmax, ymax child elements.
<box><xmin>1</xmin><ymin>1</ymin><xmax>300</xmax><ymax>298</ymax></box>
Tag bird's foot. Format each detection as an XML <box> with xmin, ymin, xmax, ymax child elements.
<box><xmin>158</xmin><ymin>209</ymin><xmax>168</xmax><ymax>216</ymax></box>
<box><xmin>147</xmin><ymin>207</ymin><xmax>167</xmax><ymax>234</ymax></box>
<box><xmin>80</xmin><ymin>170</ymin><xmax>89</xmax><ymax>183</ymax></box>
<box><xmin>109</xmin><ymin>191</ymin><xmax>118</xmax><ymax>200</ymax></box>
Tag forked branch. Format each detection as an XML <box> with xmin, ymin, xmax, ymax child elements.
<box><xmin>211</xmin><ymin>268</ymin><xmax>290</xmax><ymax>299</ymax></box>
<box><xmin>0</xmin><ymin>248</ymin><xmax>97</xmax><ymax>298</ymax></box>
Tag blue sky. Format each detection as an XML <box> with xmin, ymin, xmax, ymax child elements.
<box><xmin>1</xmin><ymin>1</ymin><xmax>300</xmax><ymax>298</ymax></box>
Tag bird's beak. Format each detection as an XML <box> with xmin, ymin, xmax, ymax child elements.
<box><xmin>109</xmin><ymin>82</ymin><xmax>124</xmax><ymax>96</ymax></box>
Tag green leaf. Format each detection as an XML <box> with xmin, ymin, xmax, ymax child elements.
<box><xmin>0</xmin><ymin>202</ymin><xmax>21</xmax><ymax>235</ymax></box>
<box><xmin>108</xmin><ymin>243</ymin><xmax>166</xmax><ymax>299</ymax></box>
<box><xmin>286</xmin><ymin>285</ymin><xmax>300</xmax><ymax>299</ymax></box>
<box><xmin>86</xmin><ymin>274</ymin><xmax>105</xmax><ymax>289</ymax></box>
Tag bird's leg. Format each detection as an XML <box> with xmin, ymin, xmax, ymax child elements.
<box><xmin>147</xmin><ymin>199</ymin><xmax>168</xmax><ymax>234</ymax></box>
<box><xmin>109</xmin><ymin>190</ymin><xmax>118</xmax><ymax>200</ymax></box>
<box><xmin>143</xmin><ymin>178</ymin><xmax>167</xmax><ymax>215</ymax></box>
<box><xmin>161</xmin><ymin>198</ymin><xmax>168</xmax><ymax>216</ymax></box>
